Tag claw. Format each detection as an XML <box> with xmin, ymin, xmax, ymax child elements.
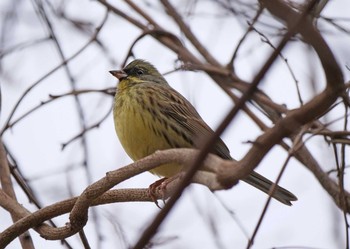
<box><xmin>148</xmin><ymin>178</ymin><xmax>168</xmax><ymax>208</ymax></box>
<box><xmin>148</xmin><ymin>173</ymin><xmax>186</xmax><ymax>208</ymax></box>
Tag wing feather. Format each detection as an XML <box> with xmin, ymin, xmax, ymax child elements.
<box><xmin>153</xmin><ymin>84</ymin><xmax>232</xmax><ymax>160</ymax></box>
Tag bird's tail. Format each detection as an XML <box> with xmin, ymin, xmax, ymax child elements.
<box><xmin>243</xmin><ymin>171</ymin><xmax>297</xmax><ymax>206</ymax></box>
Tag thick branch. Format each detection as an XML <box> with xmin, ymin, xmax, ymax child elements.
<box><xmin>0</xmin><ymin>140</ymin><xmax>35</xmax><ymax>249</ymax></box>
<box><xmin>0</xmin><ymin>149</ymin><xmax>227</xmax><ymax>247</ymax></box>
<box><xmin>218</xmin><ymin>0</ymin><xmax>344</xmax><ymax>195</ymax></box>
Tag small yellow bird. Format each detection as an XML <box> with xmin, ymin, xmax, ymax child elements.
<box><xmin>110</xmin><ymin>59</ymin><xmax>297</xmax><ymax>205</ymax></box>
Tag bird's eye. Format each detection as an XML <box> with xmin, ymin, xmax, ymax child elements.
<box><xmin>137</xmin><ymin>69</ymin><xmax>144</xmax><ymax>75</ymax></box>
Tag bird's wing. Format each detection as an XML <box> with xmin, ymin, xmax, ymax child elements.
<box><xmin>157</xmin><ymin>86</ymin><xmax>232</xmax><ymax>160</ymax></box>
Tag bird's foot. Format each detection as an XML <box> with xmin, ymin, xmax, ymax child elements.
<box><xmin>148</xmin><ymin>173</ymin><xmax>185</xmax><ymax>208</ymax></box>
<box><xmin>148</xmin><ymin>177</ymin><xmax>168</xmax><ymax>208</ymax></box>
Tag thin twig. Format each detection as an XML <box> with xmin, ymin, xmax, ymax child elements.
<box><xmin>251</xmin><ymin>24</ymin><xmax>303</xmax><ymax>105</ymax></box>
<box><xmin>0</xmin><ymin>12</ymin><xmax>109</xmax><ymax>136</ymax></box>
<box><xmin>246</xmin><ymin>125</ymin><xmax>308</xmax><ymax>248</ymax></box>
<box><xmin>6</xmin><ymin>88</ymin><xmax>113</xmax><ymax>132</ymax></box>
<box><xmin>227</xmin><ymin>5</ymin><xmax>264</xmax><ymax>72</ymax></box>
<box><xmin>62</xmin><ymin>105</ymin><xmax>113</xmax><ymax>150</ymax></box>
<box><xmin>160</xmin><ymin>0</ymin><xmax>220</xmax><ymax>66</ymax></box>
<box><xmin>132</xmin><ymin>2</ymin><xmax>314</xmax><ymax>248</ymax></box>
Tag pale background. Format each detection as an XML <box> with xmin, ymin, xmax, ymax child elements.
<box><xmin>1</xmin><ymin>0</ymin><xmax>349</xmax><ymax>248</ymax></box>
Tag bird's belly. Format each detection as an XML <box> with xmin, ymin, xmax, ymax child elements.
<box><xmin>114</xmin><ymin>99</ymin><xmax>182</xmax><ymax>177</ymax></box>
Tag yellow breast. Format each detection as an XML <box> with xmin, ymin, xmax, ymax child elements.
<box><xmin>113</xmin><ymin>85</ymin><xmax>182</xmax><ymax>177</ymax></box>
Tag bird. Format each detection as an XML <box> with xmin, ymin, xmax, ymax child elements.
<box><xmin>110</xmin><ymin>59</ymin><xmax>297</xmax><ymax>206</ymax></box>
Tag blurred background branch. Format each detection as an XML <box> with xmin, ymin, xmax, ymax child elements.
<box><xmin>0</xmin><ymin>0</ymin><xmax>349</xmax><ymax>248</ymax></box>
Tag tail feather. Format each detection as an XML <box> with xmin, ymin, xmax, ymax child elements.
<box><xmin>243</xmin><ymin>171</ymin><xmax>297</xmax><ymax>206</ymax></box>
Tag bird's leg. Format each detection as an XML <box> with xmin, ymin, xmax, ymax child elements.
<box><xmin>148</xmin><ymin>172</ymin><xmax>186</xmax><ymax>208</ymax></box>
<box><xmin>148</xmin><ymin>177</ymin><xmax>168</xmax><ymax>208</ymax></box>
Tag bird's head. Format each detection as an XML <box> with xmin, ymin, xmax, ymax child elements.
<box><xmin>110</xmin><ymin>59</ymin><xmax>168</xmax><ymax>86</ymax></box>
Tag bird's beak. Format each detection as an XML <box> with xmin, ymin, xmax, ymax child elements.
<box><xmin>109</xmin><ymin>70</ymin><xmax>128</xmax><ymax>80</ymax></box>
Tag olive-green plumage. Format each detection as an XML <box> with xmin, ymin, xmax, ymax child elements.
<box><xmin>111</xmin><ymin>59</ymin><xmax>297</xmax><ymax>205</ymax></box>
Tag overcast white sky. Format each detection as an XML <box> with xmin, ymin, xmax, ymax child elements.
<box><xmin>1</xmin><ymin>0</ymin><xmax>350</xmax><ymax>248</ymax></box>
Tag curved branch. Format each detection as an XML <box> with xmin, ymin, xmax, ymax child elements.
<box><xmin>0</xmin><ymin>148</ymin><xmax>226</xmax><ymax>247</ymax></box>
<box><xmin>216</xmin><ymin>0</ymin><xmax>345</xmax><ymax>196</ymax></box>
